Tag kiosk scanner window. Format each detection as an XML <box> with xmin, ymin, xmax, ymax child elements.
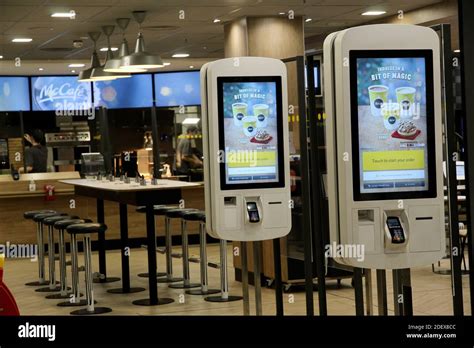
<box><xmin>217</xmin><ymin>76</ymin><xmax>284</xmax><ymax>190</ymax></box>
<box><xmin>350</xmin><ymin>50</ymin><xmax>437</xmax><ymax>201</ymax></box>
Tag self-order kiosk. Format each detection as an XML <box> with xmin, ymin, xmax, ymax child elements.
<box><xmin>324</xmin><ymin>24</ymin><xmax>445</xmax><ymax>269</ymax></box>
<box><xmin>201</xmin><ymin>57</ymin><xmax>292</xmax><ymax>241</ymax></box>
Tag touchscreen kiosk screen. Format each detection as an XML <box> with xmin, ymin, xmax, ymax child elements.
<box><xmin>218</xmin><ymin>76</ymin><xmax>284</xmax><ymax>190</ymax></box>
<box><xmin>350</xmin><ymin>50</ymin><xmax>436</xmax><ymax>200</ymax></box>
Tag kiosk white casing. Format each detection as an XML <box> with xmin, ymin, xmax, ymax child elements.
<box><xmin>324</xmin><ymin>25</ymin><xmax>445</xmax><ymax>269</ymax></box>
<box><xmin>201</xmin><ymin>57</ymin><xmax>291</xmax><ymax>241</ymax></box>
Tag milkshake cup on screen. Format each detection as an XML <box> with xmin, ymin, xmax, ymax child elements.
<box><xmin>253</xmin><ymin>104</ymin><xmax>269</xmax><ymax>128</ymax></box>
<box><xmin>368</xmin><ymin>85</ymin><xmax>389</xmax><ymax>117</ymax></box>
<box><xmin>396</xmin><ymin>87</ymin><xmax>416</xmax><ymax>118</ymax></box>
<box><xmin>232</xmin><ymin>103</ymin><xmax>247</xmax><ymax>126</ymax></box>
<box><xmin>242</xmin><ymin>116</ymin><xmax>257</xmax><ymax>137</ymax></box>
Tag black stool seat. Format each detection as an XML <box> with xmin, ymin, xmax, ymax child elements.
<box><xmin>67</xmin><ymin>223</ymin><xmax>107</xmax><ymax>235</ymax></box>
<box><xmin>33</xmin><ymin>212</ymin><xmax>66</xmax><ymax>222</ymax></box>
<box><xmin>136</xmin><ymin>205</ymin><xmax>178</xmax><ymax>215</ymax></box>
<box><xmin>165</xmin><ymin>208</ymin><xmax>198</xmax><ymax>218</ymax></box>
<box><xmin>24</xmin><ymin>210</ymin><xmax>56</xmax><ymax>219</ymax></box>
<box><xmin>54</xmin><ymin>219</ymin><xmax>91</xmax><ymax>230</ymax></box>
<box><xmin>182</xmin><ymin>211</ymin><xmax>206</xmax><ymax>222</ymax></box>
<box><xmin>43</xmin><ymin>215</ymin><xmax>79</xmax><ymax>226</ymax></box>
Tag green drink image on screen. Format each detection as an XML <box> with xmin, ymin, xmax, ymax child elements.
<box><xmin>253</xmin><ymin>104</ymin><xmax>269</xmax><ymax>128</ymax></box>
<box><xmin>396</xmin><ymin>87</ymin><xmax>416</xmax><ymax>118</ymax></box>
<box><xmin>232</xmin><ymin>103</ymin><xmax>247</xmax><ymax>126</ymax></box>
<box><xmin>368</xmin><ymin>85</ymin><xmax>389</xmax><ymax>117</ymax></box>
<box><xmin>242</xmin><ymin>116</ymin><xmax>257</xmax><ymax>137</ymax></box>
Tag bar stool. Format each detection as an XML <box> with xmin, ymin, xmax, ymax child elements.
<box><xmin>50</xmin><ymin>218</ymin><xmax>90</xmax><ymax>302</ymax></box>
<box><xmin>135</xmin><ymin>205</ymin><xmax>169</xmax><ymax>278</ymax></box>
<box><xmin>166</xmin><ymin>208</ymin><xmax>200</xmax><ymax>289</ymax></box>
<box><xmin>182</xmin><ymin>211</ymin><xmax>219</xmax><ymax>295</ymax></box>
<box><xmin>23</xmin><ymin>210</ymin><xmax>56</xmax><ymax>286</ymax></box>
<box><xmin>67</xmin><ymin>223</ymin><xmax>112</xmax><ymax>315</ymax></box>
<box><xmin>31</xmin><ymin>212</ymin><xmax>67</xmax><ymax>292</ymax></box>
<box><xmin>39</xmin><ymin>215</ymin><xmax>78</xmax><ymax>296</ymax></box>
<box><xmin>205</xmin><ymin>239</ymin><xmax>242</xmax><ymax>303</ymax></box>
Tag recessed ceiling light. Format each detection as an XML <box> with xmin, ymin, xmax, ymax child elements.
<box><xmin>38</xmin><ymin>68</ymin><xmax>44</xmax><ymax>71</ymax></box>
<box><xmin>454</xmin><ymin>49</ymin><xmax>460</xmax><ymax>53</ymax></box>
<box><xmin>361</xmin><ymin>11</ymin><xmax>386</xmax><ymax>16</ymax></box>
<box><xmin>100</xmin><ymin>47</ymin><xmax>118</xmax><ymax>52</ymax></box>
<box><xmin>189</xmin><ymin>65</ymin><xmax>194</xmax><ymax>69</ymax></box>
<box><xmin>305</xmin><ymin>18</ymin><xmax>312</xmax><ymax>23</ymax></box>
<box><xmin>68</xmin><ymin>63</ymin><xmax>85</xmax><ymax>68</ymax></box>
<box><xmin>279</xmin><ymin>12</ymin><xmax>286</xmax><ymax>15</ymax></box>
<box><xmin>51</xmin><ymin>11</ymin><xmax>76</xmax><ymax>18</ymax></box>
<box><xmin>172</xmin><ymin>53</ymin><xmax>189</xmax><ymax>58</ymax></box>
<box><xmin>213</xmin><ymin>18</ymin><xmax>221</xmax><ymax>23</ymax></box>
<box><xmin>71</xmin><ymin>70</ymin><xmax>76</xmax><ymax>73</ymax></box>
<box><xmin>12</xmin><ymin>38</ymin><xmax>33</xmax><ymax>43</ymax></box>
<box><xmin>163</xmin><ymin>62</ymin><xmax>171</xmax><ymax>66</ymax></box>
<box><xmin>182</xmin><ymin>117</ymin><xmax>200</xmax><ymax>125</ymax></box>
<box><xmin>0</xmin><ymin>56</ymin><xmax>3</xmax><ymax>59</ymax></box>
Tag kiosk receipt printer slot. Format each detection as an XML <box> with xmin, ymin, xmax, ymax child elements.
<box><xmin>201</xmin><ymin>57</ymin><xmax>292</xmax><ymax>241</ymax></box>
<box><xmin>324</xmin><ymin>24</ymin><xmax>445</xmax><ymax>269</ymax></box>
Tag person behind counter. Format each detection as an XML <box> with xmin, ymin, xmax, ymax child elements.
<box><xmin>18</xmin><ymin>129</ymin><xmax>47</xmax><ymax>174</ymax></box>
<box><xmin>175</xmin><ymin>126</ymin><xmax>203</xmax><ymax>175</ymax></box>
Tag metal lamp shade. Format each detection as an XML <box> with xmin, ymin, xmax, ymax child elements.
<box><xmin>89</xmin><ymin>66</ymin><xmax>119</xmax><ymax>81</ymax></box>
<box><xmin>120</xmin><ymin>33</ymin><xmax>164</xmax><ymax>70</ymax></box>
<box><xmin>78</xmin><ymin>51</ymin><xmax>102</xmax><ymax>82</ymax></box>
<box><xmin>104</xmin><ymin>39</ymin><xmax>146</xmax><ymax>73</ymax></box>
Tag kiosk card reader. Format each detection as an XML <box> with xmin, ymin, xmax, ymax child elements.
<box><xmin>201</xmin><ymin>57</ymin><xmax>292</xmax><ymax>241</ymax></box>
<box><xmin>324</xmin><ymin>24</ymin><xmax>445</xmax><ymax>269</ymax></box>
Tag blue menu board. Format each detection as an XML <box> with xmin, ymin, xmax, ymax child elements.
<box><xmin>93</xmin><ymin>74</ymin><xmax>153</xmax><ymax>109</ymax></box>
<box><xmin>0</xmin><ymin>77</ymin><xmax>30</xmax><ymax>111</ymax></box>
<box><xmin>31</xmin><ymin>76</ymin><xmax>92</xmax><ymax>111</ymax></box>
<box><xmin>154</xmin><ymin>71</ymin><xmax>201</xmax><ymax>107</ymax></box>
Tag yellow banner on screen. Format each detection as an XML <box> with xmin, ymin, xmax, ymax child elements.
<box><xmin>363</xmin><ymin>150</ymin><xmax>425</xmax><ymax>171</ymax></box>
<box><xmin>227</xmin><ymin>150</ymin><xmax>276</xmax><ymax>168</ymax></box>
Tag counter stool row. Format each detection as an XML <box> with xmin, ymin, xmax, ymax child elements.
<box><xmin>136</xmin><ymin>205</ymin><xmax>242</xmax><ymax>302</ymax></box>
<box><xmin>23</xmin><ymin>210</ymin><xmax>111</xmax><ymax>315</ymax></box>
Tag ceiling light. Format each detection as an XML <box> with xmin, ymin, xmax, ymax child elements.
<box><xmin>182</xmin><ymin>117</ymin><xmax>200</xmax><ymax>125</ymax></box>
<box><xmin>213</xmin><ymin>18</ymin><xmax>221</xmax><ymax>23</ymax></box>
<box><xmin>68</xmin><ymin>63</ymin><xmax>85</xmax><ymax>68</ymax></box>
<box><xmin>38</xmin><ymin>68</ymin><xmax>44</xmax><ymax>71</ymax></box>
<box><xmin>172</xmin><ymin>53</ymin><xmax>189</xmax><ymax>58</ymax></box>
<box><xmin>361</xmin><ymin>11</ymin><xmax>386</xmax><ymax>16</ymax></box>
<box><xmin>100</xmin><ymin>47</ymin><xmax>118</xmax><ymax>52</ymax></box>
<box><xmin>189</xmin><ymin>65</ymin><xmax>194</xmax><ymax>69</ymax></box>
<box><xmin>163</xmin><ymin>62</ymin><xmax>171</xmax><ymax>66</ymax></box>
<box><xmin>71</xmin><ymin>70</ymin><xmax>76</xmax><ymax>73</ymax></box>
<box><xmin>78</xmin><ymin>32</ymin><xmax>119</xmax><ymax>82</ymax></box>
<box><xmin>454</xmin><ymin>49</ymin><xmax>460</xmax><ymax>53</ymax></box>
<box><xmin>0</xmin><ymin>56</ymin><xmax>3</xmax><ymax>59</ymax></box>
<box><xmin>12</xmin><ymin>38</ymin><xmax>32</xmax><ymax>43</ymax></box>
<box><xmin>105</xmin><ymin>18</ymin><xmax>146</xmax><ymax>73</ymax></box>
<box><xmin>51</xmin><ymin>11</ymin><xmax>76</xmax><ymax>18</ymax></box>
<box><xmin>305</xmin><ymin>18</ymin><xmax>312</xmax><ymax>23</ymax></box>
<box><xmin>279</xmin><ymin>12</ymin><xmax>286</xmax><ymax>15</ymax></box>
<box><xmin>119</xmin><ymin>11</ymin><xmax>164</xmax><ymax>70</ymax></box>
<box><xmin>92</xmin><ymin>25</ymin><xmax>130</xmax><ymax>80</ymax></box>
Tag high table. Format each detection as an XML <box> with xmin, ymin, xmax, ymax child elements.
<box><xmin>61</xmin><ymin>178</ymin><xmax>200</xmax><ymax>306</ymax></box>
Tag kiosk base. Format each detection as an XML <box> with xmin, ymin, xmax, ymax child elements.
<box><xmin>132</xmin><ymin>298</ymin><xmax>174</xmax><ymax>306</ymax></box>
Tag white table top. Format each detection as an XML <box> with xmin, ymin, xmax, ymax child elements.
<box><xmin>60</xmin><ymin>178</ymin><xmax>201</xmax><ymax>192</ymax></box>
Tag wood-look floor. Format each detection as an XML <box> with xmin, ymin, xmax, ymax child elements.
<box><xmin>3</xmin><ymin>244</ymin><xmax>472</xmax><ymax>316</ymax></box>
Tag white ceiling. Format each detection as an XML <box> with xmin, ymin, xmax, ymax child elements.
<box><xmin>0</xmin><ymin>0</ymin><xmax>443</xmax><ymax>74</ymax></box>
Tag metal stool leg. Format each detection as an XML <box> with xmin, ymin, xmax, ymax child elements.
<box><xmin>25</xmin><ymin>222</ymin><xmax>50</xmax><ymax>286</ymax></box>
<box><xmin>58</xmin><ymin>234</ymin><xmax>86</xmax><ymax>307</ymax></box>
<box><xmin>36</xmin><ymin>225</ymin><xmax>61</xmax><ymax>293</ymax></box>
<box><xmin>46</xmin><ymin>228</ymin><xmax>72</xmax><ymax>299</ymax></box>
<box><xmin>157</xmin><ymin>217</ymin><xmax>182</xmax><ymax>283</ymax></box>
<box><xmin>170</xmin><ymin>219</ymin><xmax>200</xmax><ymax>289</ymax></box>
<box><xmin>205</xmin><ymin>239</ymin><xmax>242</xmax><ymax>302</ymax></box>
<box><xmin>71</xmin><ymin>234</ymin><xmax>112</xmax><ymax>315</ymax></box>
<box><xmin>187</xmin><ymin>222</ymin><xmax>219</xmax><ymax>295</ymax></box>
